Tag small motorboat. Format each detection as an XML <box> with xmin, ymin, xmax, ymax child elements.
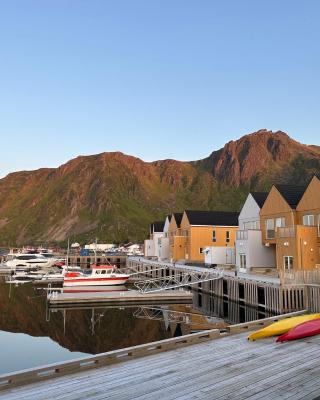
<box><xmin>248</xmin><ymin>314</ymin><xmax>320</xmax><ymax>341</ymax></box>
<box><xmin>276</xmin><ymin>318</ymin><xmax>320</xmax><ymax>342</ymax></box>
<box><xmin>63</xmin><ymin>264</ymin><xmax>130</xmax><ymax>287</ymax></box>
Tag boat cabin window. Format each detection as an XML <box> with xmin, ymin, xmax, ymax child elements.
<box><xmin>101</xmin><ymin>270</ymin><xmax>106</xmax><ymax>274</ymax></box>
<box><xmin>95</xmin><ymin>270</ymin><xmax>101</xmax><ymax>274</ymax></box>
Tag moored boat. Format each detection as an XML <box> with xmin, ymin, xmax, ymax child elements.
<box><xmin>276</xmin><ymin>318</ymin><xmax>320</xmax><ymax>342</ymax></box>
<box><xmin>248</xmin><ymin>314</ymin><xmax>320</xmax><ymax>341</ymax></box>
<box><xmin>63</xmin><ymin>264</ymin><xmax>130</xmax><ymax>287</ymax></box>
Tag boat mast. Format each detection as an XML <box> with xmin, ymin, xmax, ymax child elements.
<box><xmin>95</xmin><ymin>237</ymin><xmax>98</xmax><ymax>265</ymax></box>
<box><xmin>66</xmin><ymin>238</ymin><xmax>70</xmax><ymax>271</ymax></box>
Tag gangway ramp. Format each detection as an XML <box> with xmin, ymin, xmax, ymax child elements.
<box><xmin>134</xmin><ymin>268</ymin><xmax>223</xmax><ymax>293</ymax></box>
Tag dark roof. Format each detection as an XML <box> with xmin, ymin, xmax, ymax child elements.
<box><xmin>274</xmin><ymin>184</ymin><xmax>307</xmax><ymax>209</ymax></box>
<box><xmin>173</xmin><ymin>213</ymin><xmax>183</xmax><ymax>227</ymax></box>
<box><xmin>251</xmin><ymin>192</ymin><xmax>268</xmax><ymax>208</ymax></box>
<box><xmin>184</xmin><ymin>210</ymin><xmax>239</xmax><ymax>226</ymax></box>
<box><xmin>151</xmin><ymin>221</ymin><xmax>165</xmax><ymax>233</ymax></box>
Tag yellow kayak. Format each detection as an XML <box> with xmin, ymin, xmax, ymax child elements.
<box><xmin>248</xmin><ymin>314</ymin><xmax>320</xmax><ymax>341</ymax></box>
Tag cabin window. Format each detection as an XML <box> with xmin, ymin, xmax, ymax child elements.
<box><xmin>96</xmin><ymin>270</ymin><xmax>101</xmax><ymax>274</ymax></box>
<box><xmin>266</xmin><ymin>219</ymin><xmax>275</xmax><ymax>239</ymax></box>
<box><xmin>199</xmin><ymin>248</ymin><xmax>203</xmax><ymax>254</ymax></box>
<box><xmin>101</xmin><ymin>270</ymin><xmax>106</xmax><ymax>274</ymax></box>
<box><xmin>212</xmin><ymin>230</ymin><xmax>216</xmax><ymax>242</ymax></box>
<box><xmin>239</xmin><ymin>254</ymin><xmax>246</xmax><ymax>270</ymax></box>
<box><xmin>284</xmin><ymin>256</ymin><xmax>293</xmax><ymax>270</ymax></box>
<box><xmin>276</xmin><ymin>217</ymin><xmax>285</xmax><ymax>228</ymax></box>
<box><xmin>303</xmin><ymin>214</ymin><xmax>315</xmax><ymax>226</ymax></box>
<box><xmin>226</xmin><ymin>231</ymin><xmax>230</xmax><ymax>243</ymax></box>
<box><xmin>244</xmin><ymin>220</ymin><xmax>260</xmax><ymax>230</ymax></box>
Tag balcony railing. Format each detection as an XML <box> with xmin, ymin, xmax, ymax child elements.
<box><xmin>277</xmin><ymin>226</ymin><xmax>296</xmax><ymax>238</ymax></box>
<box><xmin>236</xmin><ymin>230</ymin><xmax>248</xmax><ymax>240</ymax></box>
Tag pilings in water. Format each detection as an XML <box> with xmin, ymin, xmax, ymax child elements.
<box><xmin>127</xmin><ymin>258</ymin><xmax>309</xmax><ymax>315</ymax></box>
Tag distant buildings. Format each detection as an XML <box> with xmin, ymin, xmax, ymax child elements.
<box><xmin>144</xmin><ymin>174</ymin><xmax>320</xmax><ymax>274</ymax></box>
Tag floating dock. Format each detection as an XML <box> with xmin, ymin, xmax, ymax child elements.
<box><xmin>48</xmin><ymin>289</ymin><xmax>193</xmax><ymax>308</ymax></box>
<box><xmin>1</xmin><ymin>311</ymin><xmax>319</xmax><ymax>399</ymax></box>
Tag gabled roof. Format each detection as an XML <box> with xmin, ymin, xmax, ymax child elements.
<box><xmin>184</xmin><ymin>210</ymin><xmax>239</xmax><ymax>226</ymax></box>
<box><xmin>172</xmin><ymin>213</ymin><xmax>183</xmax><ymax>228</ymax></box>
<box><xmin>151</xmin><ymin>221</ymin><xmax>165</xmax><ymax>233</ymax></box>
<box><xmin>274</xmin><ymin>184</ymin><xmax>307</xmax><ymax>209</ymax></box>
<box><xmin>251</xmin><ymin>192</ymin><xmax>268</xmax><ymax>208</ymax></box>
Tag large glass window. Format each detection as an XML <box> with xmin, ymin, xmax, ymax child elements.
<box><xmin>276</xmin><ymin>217</ymin><xmax>285</xmax><ymax>228</ymax></box>
<box><xmin>240</xmin><ymin>254</ymin><xmax>247</xmax><ymax>270</ymax></box>
<box><xmin>284</xmin><ymin>256</ymin><xmax>293</xmax><ymax>270</ymax></box>
<box><xmin>266</xmin><ymin>219</ymin><xmax>275</xmax><ymax>239</ymax></box>
<box><xmin>303</xmin><ymin>214</ymin><xmax>315</xmax><ymax>226</ymax></box>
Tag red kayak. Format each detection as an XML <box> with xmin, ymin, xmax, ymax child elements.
<box><xmin>277</xmin><ymin>318</ymin><xmax>320</xmax><ymax>342</ymax></box>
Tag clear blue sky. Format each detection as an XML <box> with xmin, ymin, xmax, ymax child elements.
<box><xmin>1</xmin><ymin>0</ymin><xmax>320</xmax><ymax>178</ymax></box>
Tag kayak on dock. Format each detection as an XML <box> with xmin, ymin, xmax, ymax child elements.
<box><xmin>276</xmin><ymin>318</ymin><xmax>320</xmax><ymax>342</ymax></box>
<box><xmin>248</xmin><ymin>314</ymin><xmax>320</xmax><ymax>341</ymax></box>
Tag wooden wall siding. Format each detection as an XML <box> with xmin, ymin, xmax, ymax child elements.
<box><xmin>276</xmin><ymin>226</ymin><xmax>319</xmax><ymax>270</ymax></box>
<box><xmin>296</xmin><ymin>176</ymin><xmax>320</xmax><ymax>213</ymax></box>
<box><xmin>296</xmin><ymin>176</ymin><xmax>320</xmax><ymax>252</ymax></box>
<box><xmin>260</xmin><ymin>186</ymin><xmax>297</xmax><ymax>244</ymax></box>
<box><xmin>172</xmin><ymin>235</ymin><xmax>186</xmax><ymax>260</ymax></box>
<box><xmin>188</xmin><ymin>226</ymin><xmax>237</xmax><ymax>262</ymax></box>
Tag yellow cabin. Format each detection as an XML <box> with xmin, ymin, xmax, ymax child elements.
<box><xmin>179</xmin><ymin>210</ymin><xmax>239</xmax><ymax>263</ymax></box>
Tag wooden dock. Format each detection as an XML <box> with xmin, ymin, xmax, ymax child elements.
<box><xmin>2</xmin><ymin>311</ymin><xmax>320</xmax><ymax>399</ymax></box>
<box><xmin>48</xmin><ymin>289</ymin><xmax>193</xmax><ymax>308</ymax></box>
<box><xmin>2</xmin><ymin>327</ymin><xmax>320</xmax><ymax>398</ymax></box>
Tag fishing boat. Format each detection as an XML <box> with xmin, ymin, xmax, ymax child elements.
<box><xmin>63</xmin><ymin>264</ymin><xmax>130</xmax><ymax>287</ymax></box>
<box><xmin>248</xmin><ymin>314</ymin><xmax>320</xmax><ymax>341</ymax></box>
<box><xmin>276</xmin><ymin>318</ymin><xmax>320</xmax><ymax>342</ymax></box>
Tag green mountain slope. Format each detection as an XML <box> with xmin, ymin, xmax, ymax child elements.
<box><xmin>0</xmin><ymin>130</ymin><xmax>319</xmax><ymax>246</ymax></box>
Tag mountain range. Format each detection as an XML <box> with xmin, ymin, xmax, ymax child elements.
<box><xmin>0</xmin><ymin>129</ymin><xmax>319</xmax><ymax>246</ymax></box>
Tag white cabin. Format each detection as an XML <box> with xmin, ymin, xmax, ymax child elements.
<box><xmin>235</xmin><ymin>193</ymin><xmax>276</xmax><ymax>273</ymax></box>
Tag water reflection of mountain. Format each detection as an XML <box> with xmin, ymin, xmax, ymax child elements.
<box><xmin>0</xmin><ymin>280</ymin><xmax>276</xmax><ymax>356</ymax></box>
<box><xmin>0</xmin><ymin>282</ymin><xmax>172</xmax><ymax>354</ymax></box>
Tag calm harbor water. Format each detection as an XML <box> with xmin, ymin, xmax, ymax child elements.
<box><xmin>0</xmin><ymin>278</ymin><xmax>274</xmax><ymax>374</ymax></box>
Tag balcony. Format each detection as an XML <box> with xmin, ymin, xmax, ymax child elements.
<box><xmin>236</xmin><ymin>230</ymin><xmax>248</xmax><ymax>240</ymax></box>
<box><xmin>277</xmin><ymin>226</ymin><xmax>296</xmax><ymax>238</ymax></box>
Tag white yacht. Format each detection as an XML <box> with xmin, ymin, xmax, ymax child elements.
<box><xmin>5</xmin><ymin>253</ymin><xmax>55</xmax><ymax>270</ymax></box>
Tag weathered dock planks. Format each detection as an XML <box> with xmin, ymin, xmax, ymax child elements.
<box><xmin>1</xmin><ymin>315</ymin><xmax>320</xmax><ymax>399</ymax></box>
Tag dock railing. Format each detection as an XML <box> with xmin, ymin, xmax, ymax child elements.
<box><xmin>0</xmin><ymin>310</ymin><xmax>306</xmax><ymax>391</ymax></box>
<box><xmin>280</xmin><ymin>269</ymin><xmax>320</xmax><ymax>286</ymax></box>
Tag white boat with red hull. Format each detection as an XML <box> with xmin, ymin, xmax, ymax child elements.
<box><xmin>63</xmin><ymin>264</ymin><xmax>130</xmax><ymax>287</ymax></box>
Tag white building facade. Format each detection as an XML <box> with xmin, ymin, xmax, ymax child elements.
<box><xmin>158</xmin><ymin>216</ymin><xmax>171</xmax><ymax>260</ymax></box>
<box><xmin>144</xmin><ymin>221</ymin><xmax>165</xmax><ymax>259</ymax></box>
<box><xmin>235</xmin><ymin>193</ymin><xmax>276</xmax><ymax>273</ymax></box>
<box><xmin>204</xmin><ymin>246</ymin><xmax>235</xmax><ymax>266</ymax></box>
